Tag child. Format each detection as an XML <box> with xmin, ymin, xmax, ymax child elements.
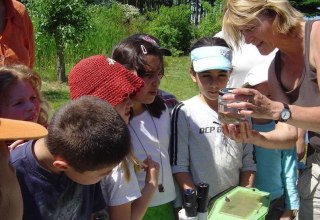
<box><xmin>112</xmin><ymin>38</ymin><xmax>176</xmax><ymax>220</ymax></box>
<box><xmin>68</xmin><ymin>54</ymin><xmax>160</xmax><ymax>220</ymax></box>
<box><xmin>0</xmin><ymin>64</ymin><xmax>50</xmax><ymax>149</ymax></box>
<box><xmin>170</xmin><ymin>37</ymin><xmax>256</xmax><ymax>201</ymax></box>
<box><xmin>0</xmin><ymin>64</ymin><xmax>50</xmax><ymax>125</ymax></box>
<box><xmin>243</xmin><ymin>65</ymin><xmax>299</xmax><ymax>219</ymax></box>
<box><xmin>10</xmin><ymin>96</ymin><xmax>131</xmax><ymax>219</ymax></box>
<box><xmin>127</xmin><ymin>33</ymin><xmax>179</xmax><ymax>112</ymax></box>
<box><xmin>0</xmin><ymin>118</ymin><xmax>47</xmax><ymax>220</ymax></box>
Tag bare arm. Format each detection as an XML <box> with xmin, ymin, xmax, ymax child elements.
<box><xmin>0</xmin><ymin>141</ymin><xmax>23</xmax><ymax>220</ymax></box>
<box><xmin>108</xmin><ymin>203</ymin><xmax>131</xmax><ymax>220</ymax></box>
<box><xmin>239</xmin><ymin>171</ymin><xmax>255</xmax><ymax>187</ymax></box>
<box><xmin>130</xmin><ymin>156</ymin><xmax>159</xmax><ymax>220</ymax></box>
<box><xmin>174</xmin><ymin>172</ymin><xmax>195</xmax><ymax>192</ymax></box>
<box><xmin>296</xmin><ymin>128</ymin><xmax>306</xmax><ymax>161</ymax></box>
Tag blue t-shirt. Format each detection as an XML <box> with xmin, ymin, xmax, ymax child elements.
<box><xmin>252</xmin><ymin>121</ymin><xmax>299</xmax><ymax>210</ymax></box>
<box><xmin>10</xmin><ymin>140</ymin><xmax>106</xmax><ymax>220</ymax></box>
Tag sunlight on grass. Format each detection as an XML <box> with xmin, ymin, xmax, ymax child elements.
<box><xmin>41</xmin><ymin>56</ymin><xmax>198</xmax><ymax>112</ymax></box>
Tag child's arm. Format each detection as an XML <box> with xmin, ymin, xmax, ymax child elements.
<box><xmin>130</xmin><ymin>156</ymin><xmax>159</xmax><ymax>220</ymax></box>
<box><xmin>174</xmin><ymin>172</ymin><xmax>196</xmax><ymax>191</ymax></box>
<box><xmin>107</xmin><ymin>157</ymin><xmax>158</xmax><ymax>220</ymax></box>
<box><xmin>0</xmin><ymin>141</ymin><xmax>23</xmax><ymax>220</ymax></box>
<box><xmin>281</xmin><ymin>149</ymin><xmax>299</xmax><ymax>219</ymax></box>
<box><xmin>239</xmin><ymin>171</ymin><xmax>255</xmax><ymax>187</ymax></box>
<box><xmin>240</xmin><ymin>143</ymin><xmax>256</xmax><ymax>187</ymax></box>
<box><xmin>170</xmin><ymin>104</ymin><xmax>195</xmax><ymax>190</ymax></box>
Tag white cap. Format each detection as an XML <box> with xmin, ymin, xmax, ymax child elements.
<box><xmin>191</xmin><ymin>46</ymin><xmax>232</xmax><ymax>72</ymax></box>
<box><xmin>242</xmin><ymin>62</ymin><xmax>269</xmax><ymax>87</ymax></box>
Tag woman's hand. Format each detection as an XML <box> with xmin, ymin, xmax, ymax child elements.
<box><xmin>222</xmin><ymin>88</ymin><xmax>283</xmax><ymax>120</ymax></box>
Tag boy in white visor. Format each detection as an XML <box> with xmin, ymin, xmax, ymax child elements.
<box><xmin>170</xmin><ymin>37</ymin><xmax>256</xmax><ymax>204</ymax></box>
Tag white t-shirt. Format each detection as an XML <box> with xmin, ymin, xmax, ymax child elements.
<box><xmin>129</xmin><ymin>108</ymin><xmax>176</xmax><ymax>207</ymax></box>
<box><xmin>171</xmin><ymin>96</ymin><xmax>256</xmax><ymax>198</ymax></box>
<box><xmin>100</xmin><ymin>158</ymin><xmax>141</xmax><ymax>207</ymax></box>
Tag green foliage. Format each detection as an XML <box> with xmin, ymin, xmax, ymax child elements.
<box><xmin>195</xmin><ymin>0</ymin><xmax>224</xmax><ymax>38</ymax></box>
<box><xmin>290</xmin><ymin>0</ymin><xmax>320</xmax><ymax>17</ymax></box>
<box><xmin>31</xmin><ymin>0</ymin><xmax>91</xmax><ymax>48</ymax></box>
<box><xmin>32</xmin><ymin>4</ymin><xmax>130</xmax><ymax>81</ymax></box>
<box><xmin>145</xmin><ymin>5</ymin><xmax>193</xmax><ymax>56</ymax></box>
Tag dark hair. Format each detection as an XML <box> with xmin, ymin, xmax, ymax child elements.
<box><xmin>190</xmin><ymin>37</ymin><xmax>230</xmax><ymax>51</ymax></box>
<box><xmin>46</xmin><ymin>96</ymin><xmax>130</xmax><ymax>172</ymax></box>
<box><xmin>112</xmin><ymin>38</ymin><xmax>166</xmax><ymax>118</ymax></box>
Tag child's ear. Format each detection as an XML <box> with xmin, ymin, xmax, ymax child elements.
<box><xmin>189</xmin><ymin>68</ymin><xmax>197</xmax><ymax>83</ymax></box>
<box><xmin>52</xmin><ymin>157</ymin><xmax>70</xmax><ymax>171</ymax></box>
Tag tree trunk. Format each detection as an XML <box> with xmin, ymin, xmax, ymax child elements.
<box><xmin>54</xmin><ymin>33</ymin><xmax>66</xmax><ymax>82</ymax></box>
<box><xmin>195</xmin><ymin>0</ymin><xmax>199</xmax><ymax>25</ymax></box>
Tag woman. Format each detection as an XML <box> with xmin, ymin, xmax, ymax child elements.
<box><xmin>221</xmin><ymin>0</ymin><xmax>320</xmax><ymax>219</ymax></box>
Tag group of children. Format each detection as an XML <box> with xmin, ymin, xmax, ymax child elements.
<box><xmin>0</xmin><ymin>33</ymin><xmax>299</xmax><ymax>220</ymax></box>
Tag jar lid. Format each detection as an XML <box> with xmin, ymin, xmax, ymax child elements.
<box><xmin>219</xmin><ymin>88</ymin><xmax>234</xmax><ymax>96</ymax></box>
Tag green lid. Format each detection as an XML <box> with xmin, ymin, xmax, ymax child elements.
<box><xmin>208</xmin><ymin>186</ymin><xmax>271</xmax><ymax>220</ymax></box>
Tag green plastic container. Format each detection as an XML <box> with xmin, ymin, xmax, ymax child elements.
<box><xmin>208</xmin><ymin>186</ymin><xmax>271</xmax><ymax>220</ymax></box>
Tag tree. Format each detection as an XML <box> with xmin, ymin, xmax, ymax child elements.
<box><xmin>290</xmin><ymin>0</ymin><xmax>320</xmax><ymax>17</ymax></box>
<box><xmin>31</xmin><ymin>0</ymin><xmax>91</xmax><ymax>82</ymax></box>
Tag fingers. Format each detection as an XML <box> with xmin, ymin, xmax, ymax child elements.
<box><xmin>8</xmin><ymin>140</ymin><xmax>24</xmax><ymax>151</ymax></box>
<box><xmin>143</xmin><ymin>155</ymin><xmax>159</xmax><ymax>171</ymax></box>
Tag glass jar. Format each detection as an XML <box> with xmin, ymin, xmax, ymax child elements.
<box><xmin>218</xmin><ymin>88</ymin><xmax>245</xmax><ymax>125</ymax></box>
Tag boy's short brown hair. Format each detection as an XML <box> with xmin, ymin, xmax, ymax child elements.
<box><xmin>46</xmin><ymin>96</ymin><xmax>130</xmax><ymax>172</ymax></box>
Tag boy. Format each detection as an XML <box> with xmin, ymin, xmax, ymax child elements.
<box><xmin>0</xmin><ymin>118</ymin><xmax>47</xmax><ymax>220</ymax></box>
<box><xmin>10</xmin><ymin>96</ymin><xmax>131</xmax><ymax>219</ymax></box>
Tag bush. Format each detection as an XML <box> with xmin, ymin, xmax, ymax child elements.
<box><xmin>145</xmin><ymin>5</ymin><xmax>193</xmax><ymax>56</ymax></box>
<box><xmin>194</xmin><ymin>0</ymin><xmax>224</xmax><ymax>38</ymax></box>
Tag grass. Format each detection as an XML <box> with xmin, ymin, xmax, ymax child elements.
<box><xmin>41</xmin><ymin>56</ymin><xmax>198</xmax><ymax>112</ymax></box>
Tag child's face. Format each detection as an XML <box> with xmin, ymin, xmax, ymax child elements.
<box><xmin>191</xmin><ymin>69</ymin><xmax>229</xmax><ymax>102</ymax></box>
<box><xmin>114</xmin><ymin>96</ymin><xmax>133</xmax><ymax>124</ymax></box>
<box><xmin>133</xmin><ymin>55</ymin><xmax>163</xmax><ymax>104</ymax></box>
<box><xmin>0</xmin><ymin>80</ymin><xmax>40</xmax><ymax>122</ymax></box>
<box><xmin>65</xmin><ymin>163</ymin><xmax>116</xmax><ymax>185</ymax></box>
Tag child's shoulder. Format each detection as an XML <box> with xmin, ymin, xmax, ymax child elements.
<box><xmin>10</xmin><ymin>140</ymin><xmax>32</xmax><ymax>163</ymax></box>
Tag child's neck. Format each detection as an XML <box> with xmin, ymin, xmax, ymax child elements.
<box><xmin>33</xmin><ymin>138</ymin><xmax>61</xmax><ymax>173</ymax></box>
<box><xmin>132</xmin><ymin>102</ymin><xmax>146</xmax><ymax>117</ymax></box>
<box><xmin>198</xmin><ymin>94</ymin><xmax>218</xmax><ymax>112</ymax></box>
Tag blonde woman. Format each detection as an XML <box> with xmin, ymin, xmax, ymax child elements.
<box><xmin>221</xmin><ymin>0</ymin><xmax>320</xmax><ymax>219</ymax></box>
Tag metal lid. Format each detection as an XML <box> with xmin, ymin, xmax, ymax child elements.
<box><xmin>219</xmin><ymin>88</ymin><xmax>234</xmax><ymax>96</ymax></box>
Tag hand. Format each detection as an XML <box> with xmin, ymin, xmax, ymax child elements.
<box><xmin>222</xmin><ymin>120</ymin><xmax>261</xmax><ymax>144</ymax></box>
<box><xmin>143</xmin><ymin>156</ymin><xmax>159</xmax><ymax>188</ymax></box>
<box><xmin>8</xmin><ymin>140</ymin><xmax>25</xmax><ymax>151</ymax></box>
<box><xmin>222</xmin><ymin>88</ymin><xmax>281</xmax><ymax>120</ymax></box>
<box><xmin>296</xmin><ymin>137</ymin><xmax>306</xmax><ymax>161</ymax></box>
<box><xmin>280</xmin><ymin>210</ymin><xmax>294</xmax><ymax>220</ymax></box>
<box><xmin>0</xmin><ymin>141</ymin><xmax>23</xmax><ymax>219</ymax></box>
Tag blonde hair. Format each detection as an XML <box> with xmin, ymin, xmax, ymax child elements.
<box><xmin>222</xmin><ymin>0</ymin><xmax>304</xmax><ymax>48</ymax></box>
<box><xmin>0</xmin><ymin>65</ymin><xmax>51</xmax><ymax>126</ymax></box>
<box><xmin>121</xmin><ymin>149</ymin><xmax>144</xmax><ymax>182</ymax></box>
